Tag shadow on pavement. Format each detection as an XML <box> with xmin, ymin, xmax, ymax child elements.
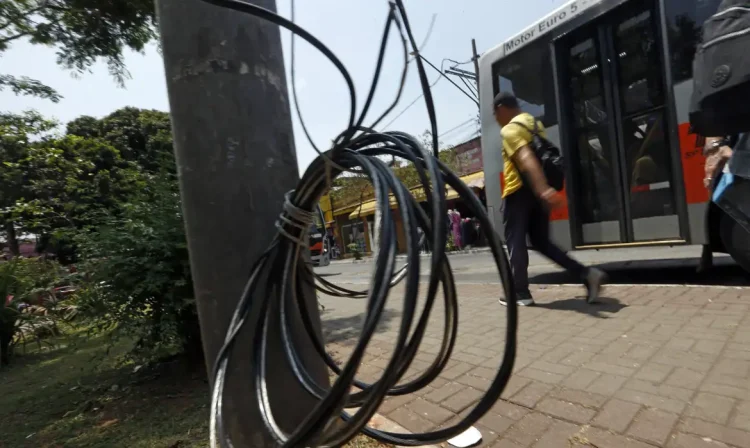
<box><xmin>530</xmin><ymin>257</ymin><xmax>749</xmax><ymax>287</ymax></box>
<box><xmin>535</xmin><ymin>296</ymin><xmax>627</xmax><ymax>319</ymax></box>
<box><xmin>321</xmin><ymin>308</ymin><xmax>399</xmax><ymax>346</ymax></box>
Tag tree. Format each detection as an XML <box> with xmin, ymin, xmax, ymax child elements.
<box><xmin>1</xmin><ymin>0</ymin><xmax>158</xmax><ymax>100</ymax></box>
<box><xmin>1</xmin><ymin>111</ymin><xmax>144</xmax><ymax>259</ymax></box>
<box><xmin>16</xmin><ymin>135</ymin><xmax>144</xmax><ymax>245</ymax></box>
<box><xmin>67</xmin><ymin>107</ymin><xmax>174</xmax><ymax>172</ymax></box>
<box><xmin>0</xmin><ymin>110</ymin><xmax>58</xmax><ymax>255</ymax></box>
<box><xmin>74</xmin><ymin>169</ymin><xmax>201</xmax><ymax>363</ymax></box>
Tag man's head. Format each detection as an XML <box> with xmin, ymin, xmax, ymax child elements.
<box><xmin>493</xmin><ymin>92</ymin><xmax>521</xmax><ymax>126</ymax></box>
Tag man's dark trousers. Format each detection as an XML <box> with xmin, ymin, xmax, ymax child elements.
<box><xmin>503</xmin><ymin>186</ymin><xmax>586</xmax><ymax>294</ymax></box>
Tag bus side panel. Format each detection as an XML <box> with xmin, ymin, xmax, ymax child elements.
<box><xmin>479</xmin><ymin>45</ymin><xmax>507</xmax><ymax>237</ymax></box>
<box><xmin>480</xmin><ymin>44</ymin><xmax>571</xmax><ymax>250</ymax></box>
<box><xmin>674</xmin><ymin>79</ymin><xmax>711</xmax><ymax>245</ymax></box>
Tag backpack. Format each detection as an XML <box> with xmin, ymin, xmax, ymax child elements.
<box><xmin>689</xmin><ymin>0</ymin><xmax>750</xmax><ymax>136</ymax></box>
<box><xmin>509</xmin><ymin>120</ymin><xmax>565</xmax><ymax>191</ymax></box>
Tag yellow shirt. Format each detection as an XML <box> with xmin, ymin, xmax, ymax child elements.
<box><xmin>501</xmin><ymin>113</ymin><xmax>546</xmax><ymax>198</ymax></box>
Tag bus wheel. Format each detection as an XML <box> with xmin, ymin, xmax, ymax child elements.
<box><xmin>719</xmin><ymin>211</ymin><xmax>750</xmax><ymax>273</ymax></box>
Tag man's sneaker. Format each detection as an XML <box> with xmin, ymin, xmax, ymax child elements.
<box><xmin>585</xmin><ymin>268</ymin><xmax>608</xmax><ymax>304</ymax></box>
<box><xmin>499</xmin><ymin>291</ymin><xmax>535</xmax><ymax>307</ymax></box>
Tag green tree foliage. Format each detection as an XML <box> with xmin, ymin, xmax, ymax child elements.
<box><xmin>67</xmin><ymin>107</ymin><xmax>174</xmax><ymax>172</ymax></box>
<box><xmin>73</xmin><ymin>170</ymin><xmax>201</xmax><ymax>362</ymax></box>
<box><xmin>1</xmin><ymin>113</ymin><xmax>144</xmax><ymax>258</ymax></box>
<box><xmin>2</xmin><ymin>106</ymin><xmax>198</xmax><ymax>362</ymax></box>
<box><xmin>0</xmin><ymin>111</ymin><xmax>58</xmax><ymax>255</ymax></box>
<box><xmin>0</xmin><ymin>0</ymin><xmax>158</xmax><ymax>100</ymax></box>
<box><xmin>16</xmin><ymin>136</ymin><xmax>144</xmax><ymax>257</ymax></box>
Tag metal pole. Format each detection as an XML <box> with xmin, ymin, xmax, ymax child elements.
<box><xmin>155</xmin><ymin>0</ymin><xmax>328</xmax><ymax>445</ymax></box>
<box><xmin>471</xmin><ymin>39</ymin><xmax>480</xmax><ymax>85</ymax></box>
<box><xmin>414</xmin><ymin>54</ymin><xmax>478</xmax><ymax>106</ymax></box>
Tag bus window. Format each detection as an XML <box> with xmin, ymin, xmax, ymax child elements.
<box><xmin>665</xmin><ymin>0</ymin><xmax>723</xmax><ymax>83</ymax></box>
<box><xmin>312</xmin><ymin>207</ymin><xmax>325</xmax><ymax>232</ymax></box>
<box><xmin>494</xmin><ymin>40</ymin><xmax>558</xmax><ymax>128</ymax></box>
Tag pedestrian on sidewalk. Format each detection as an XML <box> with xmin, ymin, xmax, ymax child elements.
<box><xmin>493</xmin><ymin>92</ymin><xmax>607</xmax><ymax>306</ymax></box>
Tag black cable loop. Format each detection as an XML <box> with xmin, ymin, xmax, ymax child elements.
<box><xmin>200</xmin><ymin>1</ymin><xmax>518</xmax><ymax>447</ymax></box>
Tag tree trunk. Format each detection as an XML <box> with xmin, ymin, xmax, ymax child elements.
<box><xmin>0</xmin><ymin>325</ymin><xmax>13</xmax><ymax>366</ymax></box>
<box><xmin>178</xmin><ymin>306</ymin><xmax>204</xmax><ymax>369</ymax></box>
<box><xmin>4</xmin><ymin>222</ymin><xmax>19</xmax><ymax>257</ymax></box>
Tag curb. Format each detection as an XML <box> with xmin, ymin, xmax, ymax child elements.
<box><xmin>332</xmin><ymin>247</ymin><xmax>495</xmax><ymax>265</ymax></box>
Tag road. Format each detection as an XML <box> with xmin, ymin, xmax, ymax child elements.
<box><xmin>316</xmin><ymin>245</ymin><xmax>750</xmax><ymax>287</ymax></box>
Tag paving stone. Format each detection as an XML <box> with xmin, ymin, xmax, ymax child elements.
<box><xmin>562</xmin><ymin>368</ymin><xmax>600</xmax><ymax>390</ymax></box>
<box><xmin>614</xmin><ymin>388</ymin><xmax>687</xmax><ymax>414</ymax></box>
<box><xmin>667</xmin><ymin>432</ymin><xmax>733</xmax><ymax>448</ymax></box>
<box><xmin>533</xmin><ymin>419</ymin><xmax>581</xmax><ymax>448</ymax></box>
<box><xmin>536</xmin><ymin>398</ymin><xmax>596</xmax><ymax>424</ymax></box>
<box><xmin>549</xmin><ymin>388</ymin><xmax>608</xmax><ymax>408</ymax></box>
<box><xmin>508</xmin><ymin>381</ymin><xmax>554</xmax><ymax>409</ymax></box>
<box><xmin>679</xmin><ymin>417</ymin><xmax>750</xmax><ymax>448</ymax></box>
<box><xmin>404</xmin><ymin>398</ymin><xmax>455</xmax><ymax>424</ymax></box>
<box><xmin>502</xmin><ymin>412</ymin><xmax>554</xmax><ymax>447</ymax></box>
<box><xmin>685</xmin><ymin>393</ymin><xmax>736</xmax><ymax>425</ymax></box>
<box><xmin>490</xmin><ymin>400</ymin><xmax>530</xmax><ymax>421</ymax></box>
<box><xmin>666</xmin><ymin>367</ymin><xmax>707</xmax><ymax>389</ymax></box>
<box><xmin>441</xmin><ymin>386</ymin><xmax>483</xmax><ymax>413</ymax></box>
<box><xmin>635</xmin><ymin>362</ymin><xmax>674</xmax><ymax>383</ymax></box>
<box><xmin>576</xmin><ymin>426</ymin><xmax>658</xmax><ymax>448</ymax></box>
<box><xmin>627</xmin><ymin>408</ymin><xmax>679</xmax><ymax>445</ymax></box>
<box><xmin>387</xmin><ymin>406</ymin><xmax>435</xmax><ymax>433</ymax></box>
<box><xmin>587</xmin><ymin>373</ymin><xmax>628</xmax><ymax>396</ymax></box>
<box><xmin>423</xmin><ymin>382</ymin><xmax>465</xmax><ymax>404</ymax></box>
<box><xmin>592</xmin><ymin>399</ymin><xmax>641</xmax><ymax>433</ymax></box>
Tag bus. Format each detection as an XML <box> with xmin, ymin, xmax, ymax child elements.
<box><xmin>478</xmin><ymin>0</ymin><xmax>750</xmax><ymax>272</ymax></box>
<box><xmin>309</xmin><ymin>205</ymin><xmax>331</xmax><ymax>267</ymax></box>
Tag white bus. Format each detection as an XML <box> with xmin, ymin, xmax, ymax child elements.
<box><xmin>478</xmin><ymin>0</ymin><xmax>750</xmax><ymax>272</ymax></box>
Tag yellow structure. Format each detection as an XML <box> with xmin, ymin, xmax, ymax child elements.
<box><xmin>347</xmin><ymin>171</ymin><xmax>485</xmax><ymax>219</ymax></box>
<box><xmin>319</xmin><ymin>194</ymin><xmax>334</xmax><ymax>224</ymax></box>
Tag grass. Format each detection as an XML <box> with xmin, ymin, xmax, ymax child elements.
<box><xmin>0</xmin><ymin>333</ymin><xmax>391</xmax><ymax>448</ymax></box>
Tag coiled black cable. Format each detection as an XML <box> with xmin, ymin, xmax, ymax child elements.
<box><xmin>201</xmin><ymin>0</ymin><xmax>518</xmax><ymax>447</ymax></box>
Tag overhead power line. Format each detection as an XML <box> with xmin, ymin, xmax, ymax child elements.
<box><xmin>438</xmin><ymin>118</ymin><xmax>476</xmax><ymax>138</ymax></box>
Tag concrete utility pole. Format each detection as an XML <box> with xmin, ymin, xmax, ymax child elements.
<box><xmin>155</xmin><ymin>0</ymin><xmax>328</xmax><ymax>445</ymax></box>
<box><xmin>471</xmin><ymin>39</ymin><xmax>480</xmax><ymax>86</ymax></box>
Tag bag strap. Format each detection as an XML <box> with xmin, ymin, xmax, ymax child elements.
<box><xmin>503</xmin><ymin>121</ymin><xmax>537</xmax><ymax>194</ymax></box>
<box><xmin>506</xmin><ymin>119</ymin><xmax>542</xmax><ymax>137</ymax></box>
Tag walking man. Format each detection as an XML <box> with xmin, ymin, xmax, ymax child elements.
<box><xmin>494</xmin><ymin>92</ymin><xmax>607</xmax><ymax>306</ymax></box>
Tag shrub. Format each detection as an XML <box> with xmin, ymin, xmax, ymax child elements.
<box><xmin>347</xmin><ymin>243</ymin><xmax>363</xmax><ymax>260</ymax></box>
<box><xmin>0</xmin><ymin>257</ymin><xmax>70</xmax><ymax>365</ymax></box>
<box><xmin>73</xmin><ymin>172</ymin><xmax>201</xmax><ymax>363</ymax></box>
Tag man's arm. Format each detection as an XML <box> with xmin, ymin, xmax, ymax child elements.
<box><xmin>512</xmin><ymin>145</ymin><xmax>561</xmax><ymax>208</ymax></box>
<box><xmin>703</xmin><ymin>136</ymin><xmax>733</xmax><ymax>189</ymax></box>
<box><xmin>512</xmin><ymin>145</ymin><xmax>551</xmax><ymax>196</ymax></box>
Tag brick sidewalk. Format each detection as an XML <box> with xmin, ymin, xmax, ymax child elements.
<box><xmin>319</xmin><ymin>283</ymin><xmax>750</xmax><ymax>448</ymax></box>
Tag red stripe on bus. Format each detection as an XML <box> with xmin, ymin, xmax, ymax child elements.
<box><xmin>678</xmin><ymin>123</ymin><xmax>709</xmax><ymax>205</ymax></box>
<box><xmin>498</xmin><ymin>122</ymin><xmax>706</xmax><ymax>222</ymax></box>
<box><xmin>500</xmin><ymin>172</ymin><xmax>569</xmax><ymax>221</ymax></box>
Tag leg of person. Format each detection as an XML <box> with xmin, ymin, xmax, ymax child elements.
<box><xmin>527</xmin><ymin>199</ymin><xmax>608</xmax><ymax>303</ymax></box>
<box><xmin>502</xmin><ymin>189</ymin><xmax>534</xmax><ymax>306</ymax></box>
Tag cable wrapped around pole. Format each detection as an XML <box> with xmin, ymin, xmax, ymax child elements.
<box><xmin>199</xmin><ymin>0</ymin><xmax>519</xmax><ymax>446</ymax></box>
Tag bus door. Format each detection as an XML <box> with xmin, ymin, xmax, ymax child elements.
<box><xmin>556</xmin><ymin>0</ymin><xmax>684</xmax><ymax>247</ymax></box>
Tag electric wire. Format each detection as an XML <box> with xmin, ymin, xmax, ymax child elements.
<box><xmin>438</xmin><ymin>118</ymin><xmax>476</xmax><ymax>139</ymax></box>
<box><xmin>200</xmin><ymin>1</ymin><xmax>518</xmax><ymax>447</ymax></box>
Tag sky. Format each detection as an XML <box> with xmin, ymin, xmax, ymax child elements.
<box><xmin>0</xmin><ymin>0</ymin><xmax>567</xmax><ymax>173</ymax></box>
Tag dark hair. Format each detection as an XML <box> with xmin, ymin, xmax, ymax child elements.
<box><xmin>493</xmin><ymin>92</ymin><xmax>519</xmax><ymax>109</ymax></box>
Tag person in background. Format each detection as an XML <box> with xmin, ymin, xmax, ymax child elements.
<box><xmin>494</xmin><ymin>92</ymin><xmax>608</xmax><ymax>306</ymax></box>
